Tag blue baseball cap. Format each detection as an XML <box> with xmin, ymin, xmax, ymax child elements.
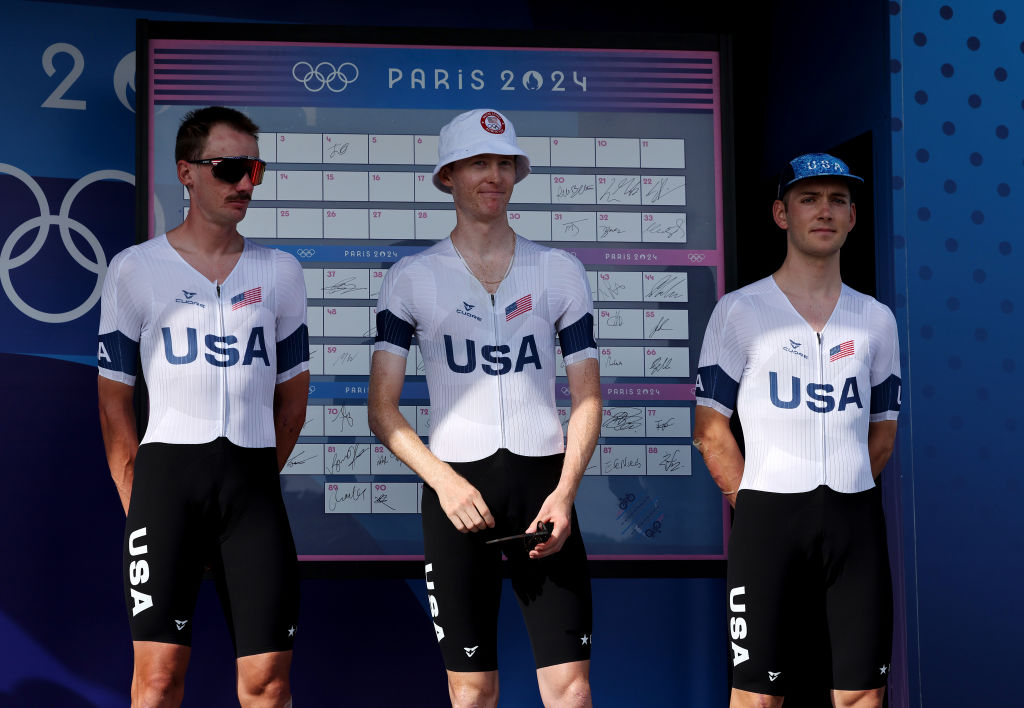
<box><xmin>777</xmin><ymin>153</ymin><xmax>864</xmax><ymax>199</ymax></box>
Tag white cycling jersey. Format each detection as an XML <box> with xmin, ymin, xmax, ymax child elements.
<box><xmin>374</xmin><ymin>235</ymin><xmax>597</xmax><ymax>462</ymax></box>
<box><xmin>97</xmin><ymin>234</ymin><xmax>309</xmax><ymax>448</ymax></box>
<box><xmin>695</xmin><ymin>276</ymin><xmax>901</xmax><ymax>494</ymax></box>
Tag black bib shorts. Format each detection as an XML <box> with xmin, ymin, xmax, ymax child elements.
<box><xmin>726</xmin><ymin>485</ymin><xmax>893</xmax><ymax>695</ymax></box>
<box><xmin>420</xmin><ymin>449</ymin><xmax>593</xmax><ymax>672</ymax></box>
<box><xmin>122</xmin><ymin>438</ymin><xmax>300</xmax><ymax>657</ymax></box>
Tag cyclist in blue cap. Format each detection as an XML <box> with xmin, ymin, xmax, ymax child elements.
<box><xmin>693</xmin><ymin>153</ymin><xmax>901</xmax><ymax>708</ymax></box>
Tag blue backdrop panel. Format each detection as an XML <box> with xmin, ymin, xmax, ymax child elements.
<box><xmin>0</xmin><ymin>354</ymin><xmax>129</xmax><ymax>706</ymax></box>
<box><xmin>889</xmin><ymin>2</ymin><xmax>1022</xmax><ymax>706</ymax></box>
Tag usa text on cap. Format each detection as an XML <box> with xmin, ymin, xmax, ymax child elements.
<box><xmin>778</xmin><ymin>153</ymin><xmax>864</xmax><ymax>198</ymax></box>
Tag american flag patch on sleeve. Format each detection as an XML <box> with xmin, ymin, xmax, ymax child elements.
<box><xmin>231</xmin><ymin>286</ymin><xmax>262</xmax><ymax>311</ymax></box>
<box><xmin>830</xmin><ymin>340</ymin><xmax>854</xmax><ymax>362</ymax></box>
<box><xmin>505</xmin><ymin>294</ymin><xmax>532</xmax><ymax>321</ymax></box>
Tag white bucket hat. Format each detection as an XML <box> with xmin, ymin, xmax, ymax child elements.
<box><xmin>432</xmin><ymin>108</ymin><xmax>531</xmax><ymax>193</ymax></box>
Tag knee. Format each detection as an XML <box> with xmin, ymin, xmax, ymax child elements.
<box><xmin>448</xmin><ymin>676</ymin><xmax>498</xmax><ymax>708</ymax></box>
<box><xmin>133</xmin><ymin>669</ymin><xmax>184</xmax><ymax>708</ymax></box>
<box><xmin>555</xmin><ymin>675</ymin><xmax>591</xmax><ymax>708</ymax></box>
<box><xmin>238</xmin><ymin>671</ymin><xmax>290</xmax><ymax>706</ymax></box>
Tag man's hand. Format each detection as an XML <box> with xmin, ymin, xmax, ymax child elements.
<box><xmin>527</xmin><ymin>490</ymin><xmax>574</xmax><ymax>559</ymax></box>
<box><xmin>435</xmin><ymin>473</ymin><xmax>495</xmax><ymax>533</ymax></box>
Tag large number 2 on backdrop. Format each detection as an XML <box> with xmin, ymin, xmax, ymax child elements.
<box><xmin>41</xmin><ymin>43</ymin><xmax>136</xmax><ymax>113</ymax></box>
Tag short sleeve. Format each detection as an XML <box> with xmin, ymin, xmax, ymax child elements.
<box><xmin>694</xmin><ymin>293</ymin><xmax>747</xmax><ymax>418</ymax></box>
<box><xmin>548</xmin><ymin>250</ymin><xmax>597</xmax><ymax>366</ymax></box>
<box><xmin>868</xmin><ymin>302</ymin><xmax>901</xmax><ymax>422</ymax></box>
<box><xmin>97</xmin><ymin>250</ymin><xmax>144</xmax><ymax>385</ymax></box>
<box><xmin>373</xmin><ymin>257</ymin><xmax>416</xmax><ymax>359</ymax></box>
<box><xmin>274</xmin><ymin>250</ymin><xmax>310</xmax><ymax>384</ymax></box>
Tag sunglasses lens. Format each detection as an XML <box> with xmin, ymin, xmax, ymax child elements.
<box><xmin>248</xmin><ymin>159</ymin><xmax>266</xmax><ymax>185</ymax></box>
<box><xmin>211</xmin><ymin>158</ymin><xmax>265</xmax><ymax>185</ymax></box>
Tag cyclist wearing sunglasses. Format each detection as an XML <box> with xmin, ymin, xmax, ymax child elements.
<box><xmin>98</xmin><ymin>106</ymin><xmax>308</xmax><ymax>708</ymax></box>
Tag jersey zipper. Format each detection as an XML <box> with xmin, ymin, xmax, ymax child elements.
<box><xmin>817</xmin><ymin>331</ymin><xmax>826</xmax><ymax>486</ymax></box>
<box><xmin>491</xmin><ymin>291</ymin><xmax>507</xmax><ymax>450</ymax></box>
<box><xmin>216</xmin><ymin>282</ymin><xmax>227</xmax><ymax>438</ymax></box>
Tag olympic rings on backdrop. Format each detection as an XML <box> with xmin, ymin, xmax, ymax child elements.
<box><xmin>0</xmin><ymin>164</ymin><xmax>133</xmax><ymax>323</ymax></box>
<box><xmin>296</xmin><ymin>248</ymin><xmax>317</xmax><ymax>259</ymax></box>
<box><xmin>292</xmin><ymin>62</ymin><xmax>359</xmax><ymax>93</ymax></box>
<box><xmin>687</xmin><ymin>253</ymin><xmax>706</xmax><ymax>263</ymax></box>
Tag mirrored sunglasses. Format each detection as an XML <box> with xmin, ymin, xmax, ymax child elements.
<box><xmin>188</xmin><ymin>156</ymin><xmax>266</xmax><ymax>185</ymax></box>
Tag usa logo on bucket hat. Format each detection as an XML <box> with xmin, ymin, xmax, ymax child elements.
<box><xmin>480</xmin><ymin>111</ymin><xmax>505</xmax><ymax>134</ymax></box>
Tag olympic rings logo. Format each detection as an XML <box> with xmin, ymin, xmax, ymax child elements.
<box><xmin>296</xmin><ymin>248</ymin><xmax>316</xmax><ymax>259</ymax></box>
<box><xmin>292</xmin><ymin>61</ymin><xmax>359</xmax><ymax>93</ymax></box>
<box><xmin>1</xmin><ymin>164</ymin><xmax>133</xmax><ymax>323</ymax></box>
<box><xmin>687</xmin><ymin>253</ymin><xmax>706</xmax><ymax>263</ymax></box>
<box><xmin>644</xmin><ymin>520</ymin><xmax>663</xmax><ymax>538</ymax></box>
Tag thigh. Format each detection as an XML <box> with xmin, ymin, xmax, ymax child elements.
<box><xmin>123</xmin><ymin>443</ymin><xmax>207</xmax><ymax>647</ymax></box>
<box><xmin>503</xmin><ymin>455</ymin><xmax>593</xmax><ymax>669</ymax></box>
<box><xmin>726</xmin><ymin>489</ymin><xmax>818</xmax><ymax>697</ymax></box>
<box><xmin>421</xmin><ymin>476</ymin><xmax>503</xmax><ymax>672</ymax></box>
<box><xmin>213</xmin><ymin>443</ymin><xmax>300</xmax><ymax>658</ymax></box>
<box><xmin>823</xmin><ymin>487</ymin><xmax>893</xmax><ymax>691</ymax></box>
<box><xmin>509</xmin><ymin>510</ymin><xmax>593</xmax><ymax>668</ymax></box>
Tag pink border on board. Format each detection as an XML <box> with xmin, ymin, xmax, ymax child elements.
<box><xmin>147</xmin><ymin>44</ymin><xmax>155</xmax><ymax>239</ymax></box>
<box><xmin>300</xmin><ymin>555</ymin><xmax>425</xmax><ymax>561</ymax></box>
<box><xmin>152</xmin><ymin>39</ymin><xmax>717</xmax><ymax>58</ymax></box>
<box><xmin>710</xmin><ymin>51</ymin><xmax>731</xmax><ymax>554</ymax></box>
<box><xmin>300</xmin><ymin>553</ymin><xmax>725</xmax><ymax>561</ymax></box>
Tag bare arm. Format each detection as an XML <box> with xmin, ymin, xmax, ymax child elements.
<box><xmin>274</xmin><ymin>370</ymin><xmax>310</xmax><ymax>472</ymax></box>
<box><xmin>868</xmin><ymin>419</ymin><xmax>898</xmax><ymax>478</ymax></box>
<box><xmin>367</xmin><ymin>350</ymin><xmax>494</xmax><ymax>532</ymax></box>
<box><xmin>528</xmin><ymin>357</ymin><xmax>601</xmax><ymax>558</ymax></box>
<box><xmin>692</xmin><ymin>405</ymin><xmax>745</xmax><ymax>508</ymax></box>
<box><xmin>98</xmin><ymin>376</ymin><xmax>138</xmax><ymax>514</ymax></box>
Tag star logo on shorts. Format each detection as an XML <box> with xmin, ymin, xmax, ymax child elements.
<box><xmin>288</xmin><ymin>626</ymin><xmax>296</xmax><ymax>637</ymax></box>
<box><xmin>879</xmin><ymin>664</ymin><xmax>889</xmax><ymax>676</ymax></box>
<box><xmin>174</xmin><ymin>619</ymin><xmax>188</xmax><ymax>631</ymax></box>
<box><xmin>464</xmin><ymin>646</ymin><xmax>479</xmax><ymax>657</ymax></box>
<box><xmin>580</xmin><ymin>633</ymin><xmax>591</xmax><ymax>646</ymax></box>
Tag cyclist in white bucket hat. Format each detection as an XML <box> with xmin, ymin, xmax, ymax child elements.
<box><xmin>431</xmin><ymin>108</ymin><xmax>531</xmax><ymax>192</ymax></box>
<box><xmin>371</xmin><ymin>108</ymin><xmax>600</xmax><ymax>707</ymax></box>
